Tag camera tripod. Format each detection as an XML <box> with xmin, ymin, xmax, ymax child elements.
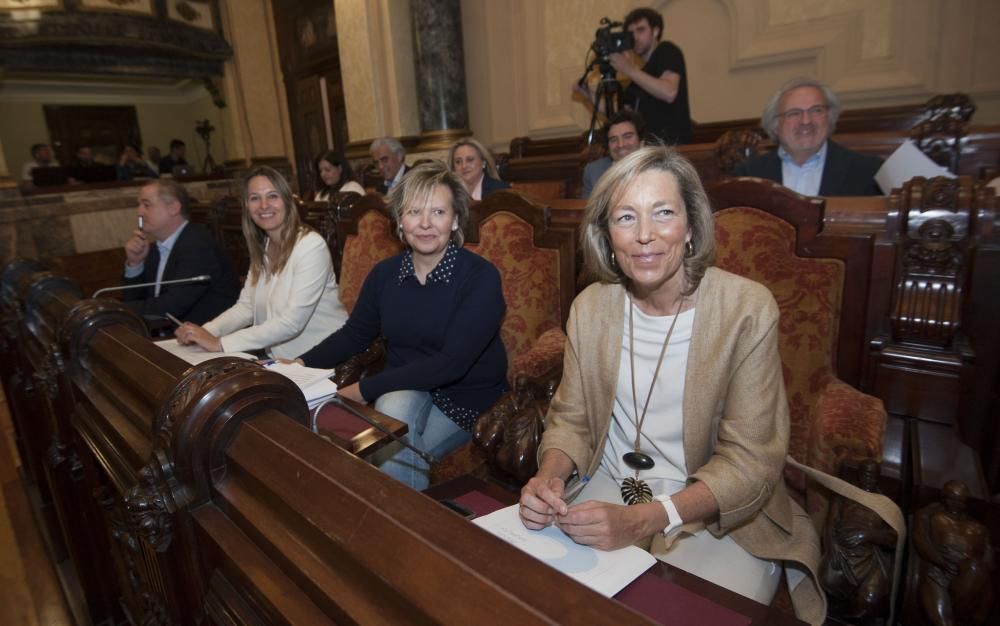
<box><xmin>582</xmin><ymin>59</ymin><xmax>623</xmax><ymax>146</ymax></box>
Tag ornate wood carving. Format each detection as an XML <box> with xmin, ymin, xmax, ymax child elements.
<box><xmin>715</xmin><ymin>128</ymin><xmax>764</xmax><ymax>174</ymax></box>
<box><xmin>154</xmin><ymin>358</ymin><xmax>261</xmax><ymax>442</ymax></box>
<box><xmin>125</xmin><ymin>451</ymin><xmax>180</xmax><ymax>553</ymax></box>
<box><xmin>0</xmin><ymin>7</ymin><xmax>232</xmax><ymax>78</ymax></box>
<box><xmin>888</xmin><ymin>177</ymin><xmax>992</xmax><ymax>348</ymax></box>
<box><xmin>911</xmin><ymin>95</ymin><xmax>976</xmax><ymax>174</ymax></box>
<box><xmin>57</xmin><ymin>298</ymin><xmax>148</xmax><ymax>376</ymax></box>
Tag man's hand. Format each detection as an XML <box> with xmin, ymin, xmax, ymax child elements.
<box><xmin>572</xmin><ymin>79</ymin><xmax>593</xmax><ymax>101</ymax></box>
<box><xmin>124</xmin><ymin>228</ymin><xmax>149</xmax><ymax>267</ymax></box>
<box><xmin>608</xmin><ymin>51</ymin><xmax>635</xmax><ymax>76</ymax></box>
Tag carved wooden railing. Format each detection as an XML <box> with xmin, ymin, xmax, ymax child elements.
<box><xmin>2</xmin><ymin>265</ymin><xmax>653</xmax><ymax>624</ymax></box>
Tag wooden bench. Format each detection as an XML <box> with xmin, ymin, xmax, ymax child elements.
<box><xmin>2</xmin><ymin>259</ymin><xmax>789</xmax><ymax>625</ymax></box>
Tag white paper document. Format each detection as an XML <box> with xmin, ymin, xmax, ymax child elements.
<box><xmin>154</xmin><ymin>339</ymin><xmax>258</xmax><ymax>365</ymax></box>
<box><xmin>154</xmin><ymin>341</ymin><xmax>338</xmax><ymax>408</ymax></box>
<box><xmin>473</xmin><ymin>504</ymin><xmax>655</xmax><ymax>597</ymax></box>
<box><xmin>875</xmin><ymin>139</ymin><xmax>956</xmax><ymax>194</ymax></box>
<box><xmin>263</xmin><ymin>362</ymin><xmax>338</xmax><ymax>408</ymax></box>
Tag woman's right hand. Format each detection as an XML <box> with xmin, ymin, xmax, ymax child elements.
<box><xmin>519</xmin><ymin>476</ymin><xmax>569</xmax><ymax>530</ymax></box>
<box><xmin>175</xmin><ymin>323</ymin><xmax>222</xmax><ymax>352</ymax></box>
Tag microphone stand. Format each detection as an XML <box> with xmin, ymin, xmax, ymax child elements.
<box><xmin>312</xmin><ymin>395</ymin><xmax>439</xmax><ymax>466</ymax></box>
<box><xmin>92</xmin><ymin>275</ymin><xmax>211</xmax><ymax>298</ymax></box>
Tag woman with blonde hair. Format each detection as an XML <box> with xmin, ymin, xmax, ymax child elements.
<box><xmin>447</xmin><ymin>137</ymin><xmax>510</xmax><ymax>200</ymax></box>
<box><xmin>297</xmin><ymin>161</ymin><xmax>508</xmax><ymax>490</ymax></box>
<box><xmin>519</xmin><ymin>146</ymin><xmax>826</xmax><ymax>624</ymax></box>
<box><xmin>176</xmin><ymin>166</ymin><xmax>348</xmax><ymax>358</ymax></box>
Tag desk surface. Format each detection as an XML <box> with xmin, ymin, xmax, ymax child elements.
<box><xmin>314</xmin><ymin>396</ymin><xmax>408</xmax><ymax>458</ymax></box>
<box><xmin>427</xmin><ymin>475</ymin><xmax>806</xmax><ymax>626</ymax></box>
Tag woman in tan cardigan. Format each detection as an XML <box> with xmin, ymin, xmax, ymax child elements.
<box><xmin>518</xmin><ymin>146</ymin><xmax>825</xmax><ymax>624</ymax></box>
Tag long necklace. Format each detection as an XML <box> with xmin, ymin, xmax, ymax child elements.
<box><xmin>620</xmin><ymin>293</ymin><xmax>684</xmax><ymax>506</ymax></box>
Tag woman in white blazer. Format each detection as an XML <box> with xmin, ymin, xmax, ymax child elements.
<box><xmin>176</xmin><ymin>166</ymin><xmax>348</xmax><ymax>359</ymax></box>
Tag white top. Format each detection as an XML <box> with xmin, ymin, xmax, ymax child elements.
<box><xmin>601</xmin><ymin>299</ymin><xmax>695</xmax><ymax>497</ymax></box>
<box><xmin>314</xmin><ymin>180</ymin><xmax>365</xmax><ymax>201</ymax></box>
<box><xmin>203</xmin><ymin>231</ymin><xmax>348</xmax><ymax>359</ymax></box>
<box><xmin>21</xmin><ymin>159</ymin><xmax>61</xmax><ymax>181</ymax></box>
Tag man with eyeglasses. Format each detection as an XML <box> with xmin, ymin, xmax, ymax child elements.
<box><xmin>581</xmin><ymin>110</ymin><xmax>645</xmax><ymax>199</ymax></box>
<box><xmin>734</xmin><ymin>77</ymin><xmax>883</xmax><ymax>196</ymax></box>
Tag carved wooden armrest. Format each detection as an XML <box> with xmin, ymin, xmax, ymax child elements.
<box><xmin>331</xmin><ymin>336</ymin><xmax>387</xmax><ymax>388</ymax></box>
<box><xmin>474</xmin><ymin>331</ymin><xmax>566</xmax><ymax>485</ymax></box>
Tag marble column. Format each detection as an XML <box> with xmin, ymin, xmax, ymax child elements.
<box><xmin>410</xmin><ymin>0</ymin><xmax>470</xmax><ymax>150</ymax></box>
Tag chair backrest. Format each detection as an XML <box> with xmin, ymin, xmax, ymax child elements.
<box><xmin>706</xmin><ymin>178</ymin><xmax>875</xmax><ymax>465</ymax></box>
<box><xmin>463</xmin><ymin>191</ymin><xmax>576</xmax><ymax>379</ymax></box>
<box><xmin>298</xmin><ymin>193</ymin><xmax>362</xmax><ymax>280</ymax></box>
<box><xmin>334</xmin><ymin>194</ymin><xmax>403</xmax><ymax>314</ymax></box>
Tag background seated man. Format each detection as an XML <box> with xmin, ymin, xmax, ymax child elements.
<box><xmin>117</xmin><ymin>144</ymin><xmax>159</xmax><ymax>181</ymax></box>
<box><xmin>370</xmin><ymin>137</ymin><xmax>409</xmax><ymax>194</ymax></box>
<box><xmin>734</xmin><ymin>77</ymin><xmax>883</xmax><ymax>196</ymax></box>
<box><xmin>20</xmin><ymin>143</ymin><xmax>60</xmax><ymax>182</ymax></box>
<box><xmin>581</xmin><ymin>110</ymin><xmax>645</xmax><ymax>199</ymax></box>
<box><xmin>159</xmin><ymin>139</ymin><xmax>188</xmax><ymax>175</ymax></box>
<box><xmin>122</xmin><ymin>179</ymin><xmax>240</xmax><ymax>325</ymax></box>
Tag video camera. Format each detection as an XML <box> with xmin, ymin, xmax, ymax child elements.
<box><xmin>591</xmin><ymin>17</ymin><xmax>634</xmax><ymax>59</ymax></box>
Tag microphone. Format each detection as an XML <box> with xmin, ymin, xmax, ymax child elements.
<box><xmin>92</xmin><ymin>275</ymin><xmax>211</xmax><ymax>298</ymax></box>
<box><xmin>312</xmin><ymin>396</ymin><xmax>440</xmax><ymax>466</ymax></box>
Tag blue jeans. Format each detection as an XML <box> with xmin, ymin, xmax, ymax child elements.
<box><xmin>373</xmin><ymin>390</ymin><xmax>471</xmax><ymax>491</ymax></box>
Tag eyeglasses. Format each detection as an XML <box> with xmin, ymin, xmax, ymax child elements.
<box><xmin>779</xmin><ymin>105</ymin><xmax>829</xmax><ymax>121</ymax></box>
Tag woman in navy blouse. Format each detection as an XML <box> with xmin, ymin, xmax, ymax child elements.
<box><xmin>298</xmin><ymin>161</ymin><xmax>508</xmax><ymax>490</ymax></box>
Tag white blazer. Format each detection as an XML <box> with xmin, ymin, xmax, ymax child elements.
<box><xmin>204</xmin><ymin>231</ymin><xmax>348</xmax><ymax>359</ymax></box>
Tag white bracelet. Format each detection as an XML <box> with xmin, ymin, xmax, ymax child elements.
<box><xmin>653</xmin><ymin>494</ymin><xmax>683</xmax><ymax>537</ymax></box>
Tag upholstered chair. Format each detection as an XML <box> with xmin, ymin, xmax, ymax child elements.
<box><xmin>329</xmin><ymin>194</ymin><xmax>403</xmax><ymax>386</ymax></box>
<box><xmin>461</xmin><ymin>191</ymin><xmax>576</xmax><ymax>484</ymax></box>
<box><xmin>324</xmin><ymin>191</ymin><xmax>576</xmax><ymax>485</ymax></box>
<box><xmin>706</xmin><ymin>177</ymin><xmax>887</xmax><ymax>520</ymax></box>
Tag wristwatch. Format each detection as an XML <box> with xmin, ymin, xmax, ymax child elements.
<box><xmin>653</xmin><ymin>494</ymin><xmax>683</xmax><ymax>537</ymax></box>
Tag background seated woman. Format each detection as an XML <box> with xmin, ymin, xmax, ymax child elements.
<box><xmin>314</xmin><ymin>150</ymin><xmax>365</xmax><ymax>200</ymax></box>
<box><xmin>176</xmin><ymin>166</ymin><xmax>348</xmax><ymax>359</ymax></box>
<box><xmin>517</xmin><ymin>146</ymin><xmax>825</xmax><ymax>625</ymax></box>
<box><xmin>447</xmin><ymin>137</ymin><xmax>510</xmax><ymax>200</ymax></box>
<box><xmin>296</xmin><ymin>162</ymin><xmax>508</xmax><ymax>491</ymax></box>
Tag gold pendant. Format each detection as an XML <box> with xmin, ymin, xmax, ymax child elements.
<box><xmin>621</xmin><ymin>476</ymin><xmax>653</xmax><ymax>505</ymax></box>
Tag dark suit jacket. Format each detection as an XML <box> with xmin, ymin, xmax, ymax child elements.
<box><xmin>376</xmin><ymin>164</ymin><xmax>410</xmax><ymax>195</ymax></box>
<box><xmin>122</xmin><ymin>222</ymin><xmax>240</xmax><ymax>325</ymax></box>
<box><xmin>481</xmin><ymin>174</ymin><xmax>511</xmax><ymax>197</ymax></box>
<box><xmin>733</xmin><ymin>140</ymin><xmax>883</xmax><ymax>196</ymax></box>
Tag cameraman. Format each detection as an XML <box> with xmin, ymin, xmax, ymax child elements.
<box><xmin>612</xmin><ymin>7</ymin><xmax>692</xmax><ymax>145</ymax></box>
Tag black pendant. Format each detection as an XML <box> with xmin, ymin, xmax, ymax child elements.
<box><xmin>621</xmin><ymin>476</ymin><xmax>653</xmax><ymax>505</ymax></box>
<box><xmin>623</xmin><ymin>451</ymin><xmax>655</xmax><ymax>471</ymax></box>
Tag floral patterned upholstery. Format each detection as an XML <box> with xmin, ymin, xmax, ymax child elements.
<box><xmin>338</xmin><ymin>209</ymin><xmax>403</xmax><ymax>314</ymax></box>
<box><xmin>713</xmin><ymin>206</ymin><xmax>885</xmax><ymax>512</ymax></box>
<box><xmin>462</xmin><ymin>193</ymin><xmax>577</xmax><ymax>484</ymax></box>
<box><xmin>465</xmin><ymin>212</ymin><xmax>565</xmax><ymax>380</ymax></box>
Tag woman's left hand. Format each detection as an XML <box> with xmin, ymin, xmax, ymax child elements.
<box><xmin>556</xmin><ymin>500</ymin><xmax>658</xmax><ymax>551</ymax></box>
<box><xmin>337</xmin><ymin>382</ymin><xmax>366</xmax><ymax>404</ymax></box>
<box><xmin>176</xmin><ymin>323</ymin><xmax>222</xmax><ymax>352</ymax></box>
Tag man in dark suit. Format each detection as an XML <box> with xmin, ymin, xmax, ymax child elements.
<box><xmin>122</xmin><ymin>180</ymin><xmax>239</xmax><ymax>325</ymax></box>
<box><xmin>158</xmin><ymin>139</ymin><xmax>188</xmax><ymax>175</ymax></box>
<box><xmin>370</xmin><ymin>137</ymin><xmax>409</xmax><ymax>194</ymax></box>
<box><xmin>734</xmin><ymin>77</ymin><xmax>883</xmax><ymax>196</ymax></box>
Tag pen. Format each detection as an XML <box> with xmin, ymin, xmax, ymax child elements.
<box><xmin>258</xmin><ymin>359</ymin><xmax>276</xmax><ymax>367</ymax></box>
<box><xmin>563</xmin><ymin>474</ymin><xmax>590</xmax><ymax>502</ymax></box>
<box><xmin>165</xmin><ymin>312</ymin><xmax>183</xmax><ymax>326</ymax></box>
